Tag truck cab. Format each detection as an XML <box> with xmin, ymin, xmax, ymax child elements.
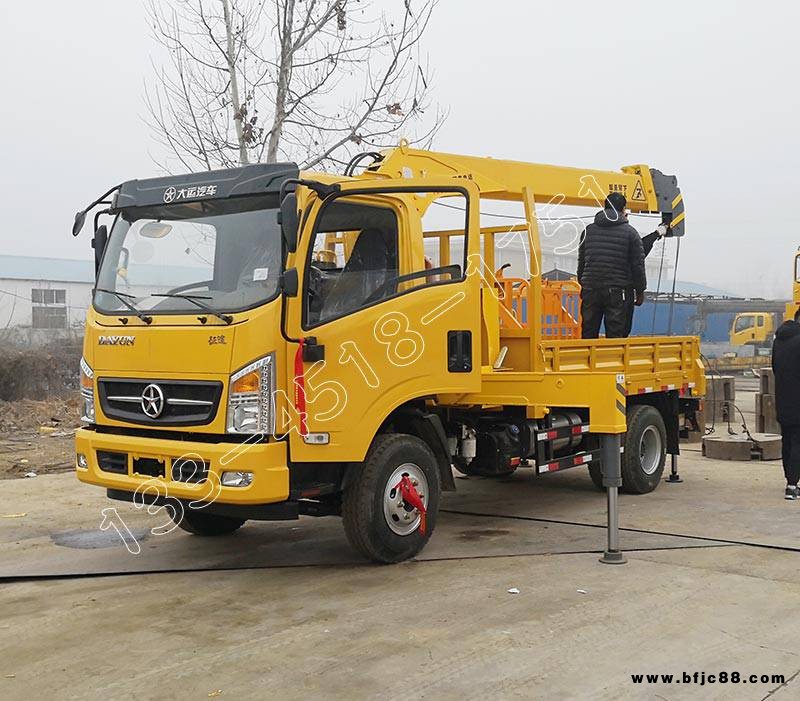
<box><xmin>730</xmin><ymin>312</ymin><xmax>775</xmax><ymax>348</ymax></box>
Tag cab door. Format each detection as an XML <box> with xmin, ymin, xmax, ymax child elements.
<box><xmin>732</xmin><ymin>314</ymin><xmax>755</xmax><ymax>346</ymax></box>
<box><xmin>285</xmin><ymin>179</ymin><xmax>482</xmax><ymax>463</ymax></box>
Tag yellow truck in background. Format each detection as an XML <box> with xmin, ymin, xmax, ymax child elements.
<box><xmin>730</xmin><ymin>312</ymin><xmax>777</xmax><ymax>349</ymax></box>
<box><xmin>786</xmin><ymin>249</ymin><xmax>800</xmax><ymax>321</ymax></box>
<box><xmin>72</xmin><ymin>145</ymin><xmax>703</xmax><ymax>563</ymax></box>
<box><xmin>721</xmin><ymin>311</ymin><xmax>776</xmax><ymax>374</ymax></box>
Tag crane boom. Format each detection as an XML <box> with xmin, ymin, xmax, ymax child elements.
<box><xmin>372</xmin><ymin>145</ymin><xmax>685</xmax><ymax>236</ymax></box>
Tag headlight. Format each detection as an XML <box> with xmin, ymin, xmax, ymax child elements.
<box><xmin>226</xmin><ymin>353</ymin><xmax>275</xmax><ymax>434</ymax></box>
<box><xmin>79</xmin><ymin>358</ymin><xmax>95</xmax><ymax>423</ymax></box>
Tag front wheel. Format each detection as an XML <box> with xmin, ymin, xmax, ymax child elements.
<box><xmin>342</xmin><ymin>433</ymin><xmax>440</xmax><ymax>563</ymax></box>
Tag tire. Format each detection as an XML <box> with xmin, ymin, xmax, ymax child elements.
<box><xmin>342</xmin><ymin>433</ymin><xmax>441</xmax><ymax>563</ymax></box>
<box><xmin>621</xmin><ymin>405</ymin><xmax>667</xmax><ymax>494</ymax></box>
<box><xmin>170</xmin><ymin>506</ymin><xmax>246</xmax><ymax>536</ymax></box>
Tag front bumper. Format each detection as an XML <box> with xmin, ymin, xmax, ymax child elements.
<box><xmin>75</xmin><ymin>427</ymin><xmax>289</xmax><ymax>506</ymax></box>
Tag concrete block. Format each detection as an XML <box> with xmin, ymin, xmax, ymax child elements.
<box><xmin>705</xmin><ymin>375</ymin><xmax>736</xmax><ymax>401</ymax></box>
<box><xmin>758</xmin><ymin>367</ymin><xmax>775</xmax><ymax>396</ymax></box>
<box><xmin>706</xmin><ymin>400</ymin><xmax>731</xmax><ymax>424</ymax></box>
<box><xmin>758</xmin><ymin>393</ymin><xmax>779</xmax><ymax>434</ymax></box>
<box><xmin>750</xmin><ymin>432</ymin><xmax>782</xmax><ymax>461</ymax></box>
<box><xmin>704</xmin><ymin>375</ymin><xmax>735</xmax><ymax>421</ymax></box>
<box><xmin>702</xmin><ymin>435</ymin><xmax>753</xmax><ymax>461</ymax></box>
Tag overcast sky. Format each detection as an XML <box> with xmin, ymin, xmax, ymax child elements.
<box><xmin>1</xmin><ymin>0</ymin><xmax>798</xmax><ymax>298</ymax></box>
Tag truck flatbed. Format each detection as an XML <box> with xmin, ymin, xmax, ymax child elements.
<box><xmin>543</xmin><ymin>336</ymin><xmax>704</xmax><ymax>395</ymax></box>
<box><xmin>440</xmin><ymin>336</ymin><xmax>704</xmax><ymax>434</ymax></box>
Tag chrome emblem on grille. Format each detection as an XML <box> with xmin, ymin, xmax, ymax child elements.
<box><xmin>140</xmin><ymin>384</ymin><xmax>165</xmax><ymax>418</ymax></box>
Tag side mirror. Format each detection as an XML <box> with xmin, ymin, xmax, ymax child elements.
<box><xmin>281</xmin><ymin>267</ymin><xmax>299</xmax><ymax>297</ymax></box>
<box><xmin>72</xmin><ymin>210</ymin><xmax>87</xmax><ymax>237</ymax></box>
<box><xmin>92</xmin><ymin>224</ymin><xmax>108</xmax><ymax>275</ymax></box>
<box><xmin>279</xmin><ymin>193</ymin><xmax>299</xmax><ymax>253</ymax></box>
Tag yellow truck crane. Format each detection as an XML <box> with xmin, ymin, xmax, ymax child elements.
<box><xmin>71</xmin><ymin>144</ymin><xmax>703</xmax><ymax>563</ymax></box>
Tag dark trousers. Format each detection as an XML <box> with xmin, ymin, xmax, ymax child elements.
<box><xmin>780</xmin><ymin>423</ymin><xmax>800</xmax><ymax>486</ymax></box>
<box><xmin>624</xmin><ymin>285</ymin><xmax>636</xmax><ymax>336</ymax></box>
<box><xmin>581</xmin><ymin>287</ymin><xmax>629</xmax><ymax>339</ymax></box>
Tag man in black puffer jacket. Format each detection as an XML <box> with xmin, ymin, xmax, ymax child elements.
<box><xmin>771</xmin><ymin>311</ymin><xmax>800</xmax><ymax>499</ymax></box>
<box><xmin>577</xmin><ymin>192</ymin><xmax>646</xmax><ymax>338</ymax></box>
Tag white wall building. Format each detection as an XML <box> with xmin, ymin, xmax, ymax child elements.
<box><xmin>0</xmin><ymin>255</ymin><xmax>95</xmax><ymax>343</ymax></box>
<box><xmin>0</xmin><ymin>255</ymin><xmax>174</xmax><ymax>345</ymax></box>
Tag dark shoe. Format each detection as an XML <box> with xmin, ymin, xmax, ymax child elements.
<box><xmin>785</xmin><ymin>486</ymin><xmax>798</xmax><ymax>500</ymax></box>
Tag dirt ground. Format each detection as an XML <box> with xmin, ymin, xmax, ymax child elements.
<box><xmin>0</xmin><ymin>397</ymin><xmax>81</xmax><ymax>480</ymax></box>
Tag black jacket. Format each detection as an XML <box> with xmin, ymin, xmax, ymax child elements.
<box><xmin>577</xmin><ymin>209</ymin><xmax>647</xmax><ymax>293</ymax></box>
<box><xmin>641</xmin><ymin>231</ymin><xmax>660</xmax><ymax>257</ymax></box>
<box><xmin>772</xmin><ymin>320</ymin><xmax>800</xmax><ymax>426</ymax></box>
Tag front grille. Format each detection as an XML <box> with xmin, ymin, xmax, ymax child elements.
<box><xmin>98</xmin><ymin>378</ymin><xmax>223</xmax><ymax>426</ymax></box>
<box><xmin>97</xmin><ymin>450</ymin><xmax>128</xmax><ymax>474</ymax></box>
<box><xmin>172</xmin><ymin>456</ymin><xmax>209</xmax><ymax>483</ymax></box>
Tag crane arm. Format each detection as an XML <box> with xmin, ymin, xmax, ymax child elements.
<box><xmin>371</xmin><ymin>146</ymin><xmax>685</xmax><ymax>236</ymax></box>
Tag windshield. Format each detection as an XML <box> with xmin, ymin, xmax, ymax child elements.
<box><xmin>734</xmin><ymin>315</ymin><xmax>754</xmax><ymax>332</ymax></box>
<box><xmin>95</xmin><ymin>196</ymin><xmax>281</xmax><ymax>316</ymax></box>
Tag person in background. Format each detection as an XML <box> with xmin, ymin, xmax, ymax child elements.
<box><xmin>771</xmin><ymin>308</ymin><xmax>800</xmax><ymax>499</ymax></box>
<box><xmin>577</xmin><ymin>192</ymin><xmax>646</xmax><ymax>339</ymax></box>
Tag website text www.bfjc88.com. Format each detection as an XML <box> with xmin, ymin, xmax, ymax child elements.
<box><xmin>631</xmin><ymin>671</ymin><xmax>786</xmax><ymax>686</ymax></box>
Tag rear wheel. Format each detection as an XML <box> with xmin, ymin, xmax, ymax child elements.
<box><xmin>621</xmin><ymin>405</ymin><xmax>667</xmax><ymax>494</ymax></box>
<box><xmin>170</xmin><ymin>507</ymin><xmax>246</xmax><ymax>536</ymax></box>
<box><xmin>342</xmin><ymin>433</ymin><xmax>440</xmax><ymax>563</ymax></box>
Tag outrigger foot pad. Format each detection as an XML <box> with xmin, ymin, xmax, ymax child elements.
<box><xmin>600</xmin><ymin>550</ymin><xmax>627</xmax><ymax>565</ymax></box>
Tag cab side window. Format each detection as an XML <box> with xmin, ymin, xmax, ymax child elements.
<box><xmin>306</xmin><ymin>201</ymin><xmax>399</xmax><ymax>326</ymax></box>
<box><xmin>304</xmin><ymin>191</ymin><xmax>469</xmax><ymax>328</ymax></box>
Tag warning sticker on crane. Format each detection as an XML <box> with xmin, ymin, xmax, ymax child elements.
<box><xmin>631</xmin><ymin>180</ymin><xmax>645</xmax><ymax>201</ymax></box>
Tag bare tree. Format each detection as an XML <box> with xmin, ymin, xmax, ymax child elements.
<box><xmin>145</xmin><ymin>0</ymin><xmax>445</xmax><ymax>172</ymax></box>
